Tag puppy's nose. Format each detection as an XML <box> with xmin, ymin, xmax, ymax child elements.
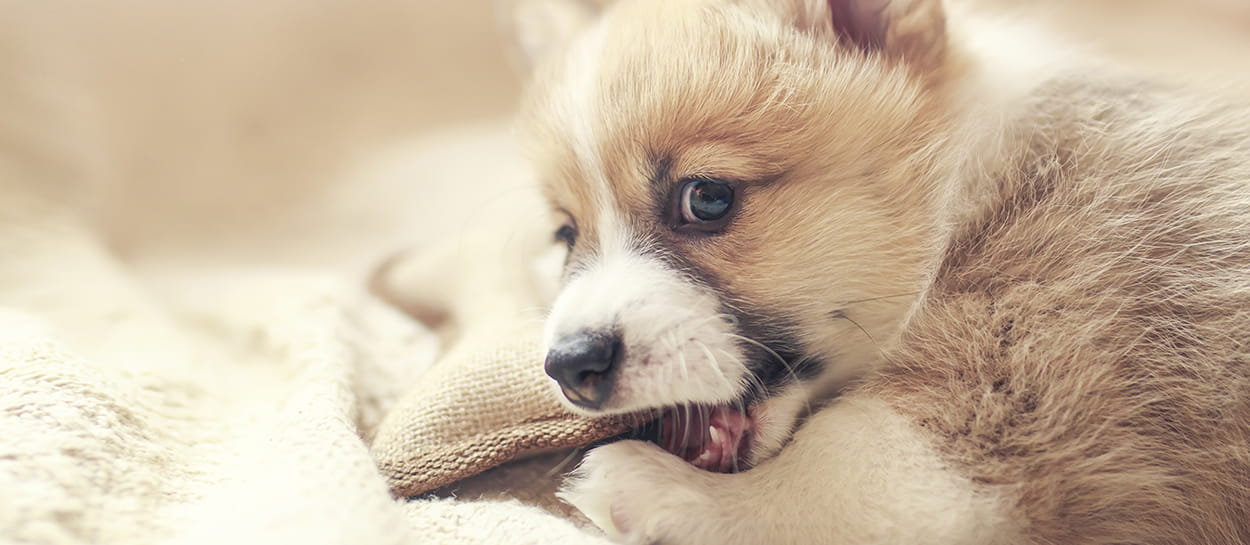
<box><xmin>544</xmin><ymin>330</ymin><xmax>621</xmax><ymax>410</ymax></box>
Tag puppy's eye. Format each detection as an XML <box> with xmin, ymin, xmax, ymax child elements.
<box><xmin>679</xmin><ymin>178</ymin><xmax>734</xmax><ymax>224</ymax></box>
<box><xmin>555</xmin><ymin>222</ymin><xmax>577</xmax><ymax>248</ymax></box>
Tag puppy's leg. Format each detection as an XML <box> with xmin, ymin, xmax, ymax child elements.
<box><xmin>561</xmin><ymin>395</ymin><xmax>1018</xmax><ymax>545</ymax></box>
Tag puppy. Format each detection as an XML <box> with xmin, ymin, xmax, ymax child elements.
<box><xmin>510</xmin><ymin>0</ymin><xmax>1250</xmax><ymax>543</ymax></box>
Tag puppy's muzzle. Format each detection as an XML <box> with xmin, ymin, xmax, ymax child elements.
<box><xmin>545</xmin><ymin>330</ymin><xmax>622</xmax><ymax>410</ymax></box>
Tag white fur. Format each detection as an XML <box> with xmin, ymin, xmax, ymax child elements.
<box><xmin>743</xmin><ymin>382</ymin><xmax>809</xmax><ymax>461</ymax></box>
<box><xmin>543</xmin><ymin>248</ymin><xmax>746</xmax><ymax>414</ymax></box>
<box><xmin>561</xmin><ymin>397</ymin><xmax>1019</xmax><ymax>545</ymax></box>
<box><xmin>542</xmin><ymin>14</ymin><xmax>758</xmax><ymax>418</ymax></box>
<box><xmin>937</xmin><ymin>8</ymin><xmax>1085</xmax><ymax>236</ymax></box>
<box><xmin>555</xmin><ymin>18</ymin><xmax>626</xmax><ymax>250</ymax></box>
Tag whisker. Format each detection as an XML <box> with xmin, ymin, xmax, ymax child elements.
<box><xmin>725</xmin><ymin>333</ymin><xmax>787</xmax><ymax>367</ymax></box>
<box><xmin>833</xmin><ymin>312</ymin><xmax>896</xmax><ymax>366</ymax></box>
<box><xmin>832</xmin><ymin>291</ymin><xmax>922</xmax><ymax>307</ymax></box>
<box><xmin>732</xmin><ymin>395</ymin><xmax>747</xmax><ymax>473</ymax></box>
<box><xmin>517</xmin><ymin>305</ymin><xmax>552</xmax><ymax>317</ymax></box>
<box><xmin>695</xmin><ymin>341</ymin><xmax>765</xmax><ymax>474</ymax></box>
<box><xmin>724</xmin><ymin>332</ymin><xmax>809</xmax><ymax>394</ymax></box>
<box><xmin>713</xmin><ymin>345</ymin><xmax>814</xmax><ymax>424</ymax></box>
<box><xmin>681</xmin><ymin>404</ymin><xmax>693</xmax><ymax>456</ymax></box>
<box><xmin>542</xmin><ymin>448</ymin><xmax>584</xmax><ymax>479</ymax></box>
<box><xmin>703</xmin><ymin>343</ymin><xmax>777</xmax><ymax>419</ymax></box>
<box><xmin>694</xmin><ymin>340</ymin><xmax>740</xmax><ymax>395</ymax></box>
<box><xmin>674</xmin><ymin>331</ymin><xmax>692</xmax><ymax>384</ymax></box>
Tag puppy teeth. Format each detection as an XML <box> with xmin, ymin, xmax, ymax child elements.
<box><xmin>695</xmin><ymin>449</ymin><xmax>713</xmax><ymax>463</ymax></box>
<box><xmin>708</xmin><ymin>425</ymin><xmax>722</xmax><ymax>444</ymax></box>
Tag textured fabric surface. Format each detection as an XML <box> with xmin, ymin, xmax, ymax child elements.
<box><xmin>372</xmin><ymin>337</ymin><xmax>633</xmax><ymax>498</ymax></box>
<box><xmin>0</xmin><ymin>136</ymin><xmax>615</xmax><ymax>544</ymax></box>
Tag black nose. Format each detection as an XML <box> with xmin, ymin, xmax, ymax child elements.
<box><xmin>544</xmin><ymin>330</ymin><xmax>622</xmax><ymax>410</ymax></box>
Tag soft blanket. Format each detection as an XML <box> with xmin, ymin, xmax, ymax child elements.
<box><xmin>0</xmin><ymin>125</ymin><xmax>612</xmax><ymax>544</ymax></box>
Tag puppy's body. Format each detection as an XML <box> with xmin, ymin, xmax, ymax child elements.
<box><xmin>879</xmin><ymin>78</ymin><xmax>1250</xmax><ymax>543</ymax></box>
<box><xmin>514</xmin><ymin>0</ymin><xmax>1250</xmax><ymax>543</ymax></box>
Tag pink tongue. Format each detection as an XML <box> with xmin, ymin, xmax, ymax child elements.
<box><xmin>659</xmin><ymin>406</ymin><xmax>751</xmax><ymax>473</ymax></box>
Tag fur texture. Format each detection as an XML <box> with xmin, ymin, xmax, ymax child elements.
<box><xmin>874</xmin><ymin>77</ymin><xmax>1250</xmax><ymax>543</ymax></box>
<box><xmin>513</xmin><ymin>0</ymin><xmax>1250</xmax><ymax>543</ymax></box>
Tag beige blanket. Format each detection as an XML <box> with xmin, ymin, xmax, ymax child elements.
<box><xmin>0</xmin><ymin>0</ymin><xmax>624</xmax><ymax>532</ymax></box>
<box><xmin>0</xmin><ymin>9</ymin><xmax>619</xmax><ymax>528</ymax></box>
<box><xmin>0</xmin><ymin>149</ymin><xmax>623</xmax><ymax>545</ymax></box>
<box><xmin>0</xmin><ymin>170</ymin><xmax>620</xmax><ymax>545</ymax></box>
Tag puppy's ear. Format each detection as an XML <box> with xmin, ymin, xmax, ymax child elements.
<box><xmin>502</xmin><ymin>0</ymin><xmax>599</xmax><ymax>72</ymax></box>
<box><xmin>821</xmin><ymin>0</ymin><xmax>947</xmax><ymax>74</ymax></box>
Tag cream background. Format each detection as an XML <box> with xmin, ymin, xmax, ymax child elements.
<box><xmin>4</xmin><ymin>0</ymin><xmax>1247</xmax><ymax>276</ymax></box>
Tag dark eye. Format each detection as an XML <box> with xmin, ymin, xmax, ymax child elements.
<box><xmin>679</xmin><ymin>178</ymin><xmax>734</xmax><ymax>224</ymax></box>
<box><xmin>555</xmin><ymin>222</ymin><xmax>577</xmax><ymax>248</ymax></box>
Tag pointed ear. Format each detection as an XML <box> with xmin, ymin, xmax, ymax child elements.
<box><xmin>825</xmin><ymin>0</ymin><xmax>947</xmax><ymax>73</ymax></box>
<box><xmin>502</xmin><ymin>0</ymin><xmax>598</xmax><ymax>73</ymax></box>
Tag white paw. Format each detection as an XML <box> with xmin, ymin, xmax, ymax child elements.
<box><xmin>559</xmin><ymin>440</ymin><xmax>718</xmax><ymax>544</ymax></box>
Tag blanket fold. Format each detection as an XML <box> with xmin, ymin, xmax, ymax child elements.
<box><xmin>0</xmin><ymin>136</ymin><xmax>616</xmax><ymax>544</ymax></box>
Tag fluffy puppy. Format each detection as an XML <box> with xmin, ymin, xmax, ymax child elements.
<box><xmin>509</xmin><ymin>0</ymin><xmax>1250</xmax><ymax>543</ymax></box>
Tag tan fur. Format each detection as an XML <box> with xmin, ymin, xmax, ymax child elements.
<box><xmin>520</xmin><ymin>0</ymin><xmax>946</xmax><ymax>383</ymax></box>
<box><xmin>873</xmin><ymin>78</ymin><xmax>1250</xmax><ymax>543</ymax></box>
<box><xmin>515</xmin><ymin>0</ymin><xmax>1250</xmax><ymax>542</ymax></box>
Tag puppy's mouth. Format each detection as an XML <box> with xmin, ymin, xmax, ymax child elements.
<box><xmin>627</xmin><ymin>404</ymin><xmax>754</xmax><ymax>473</ymax></box>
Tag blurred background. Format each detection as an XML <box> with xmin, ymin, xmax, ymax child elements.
<box><xmin>1</xmin><ymin>0</ymin><xmax>1248</xmax><ymax>277</ymax></box>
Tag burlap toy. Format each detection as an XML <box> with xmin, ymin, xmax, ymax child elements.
<box><xmin>370</xmin><ymin>335</ymin><xmax>633</xmax><ymax>497</ymax></box>
<box><xmin>367</xmin><ymin>224</ymin><xmax>635</xmax><ymax>498</ymax></box>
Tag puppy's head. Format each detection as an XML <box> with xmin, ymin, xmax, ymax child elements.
<box><xmin>511</xmin><ymin>0</ymin><xmax>951</xmax><ymax>471</ymax></box>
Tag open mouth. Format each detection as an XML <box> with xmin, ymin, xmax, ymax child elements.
<box><xmin>624</xmin><ymin>404</ymin><xmax>754</xmax><ymax>473</ymax></box>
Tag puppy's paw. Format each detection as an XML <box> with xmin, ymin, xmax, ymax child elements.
<box><xmin>559</xmin><ymin>440</ymin><xmax>717</xmax><ymax>544</ymax></box>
